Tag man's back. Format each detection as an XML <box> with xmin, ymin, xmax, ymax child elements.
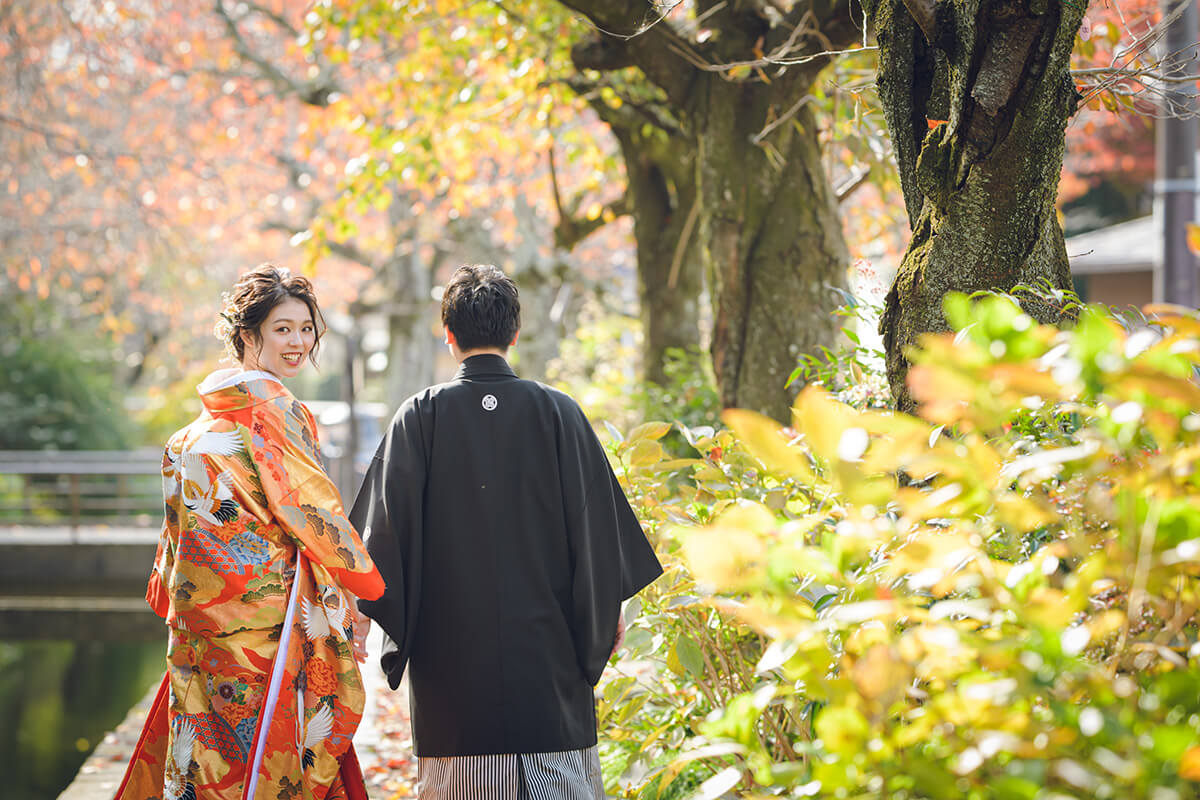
<box><xmin>353</xmin><ymin>354</ymin><xmax>661</xmax><ymax>758</ymax></box>
<box><xmin>413</xmin><ymin>354</ymin><xmax>601</xmax><ymax>756</ymax></box>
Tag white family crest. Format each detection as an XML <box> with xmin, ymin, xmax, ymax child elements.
<box><xmin>481</xmin><ymin>394</ymin><xmax>498</xmax><ymax>411</ymax></box>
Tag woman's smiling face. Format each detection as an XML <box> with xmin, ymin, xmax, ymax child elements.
<box><xmin>240</xmin><ymin>296</ymin><xmax>316</xmax><ymax>378</ymax></box>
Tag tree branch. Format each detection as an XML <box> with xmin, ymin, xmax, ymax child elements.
<box><xmin>548</xmin><ymin>144</ymin><xmax>631</xmax><ymax>250</ymax></box>
<box><xmin>557</xmin><ymin>1</ymin><xmax>699</xmax><ymax>105</ymax></box>
<box><xmin>262</xmin><ymin>220</ymin><xmax>380</xmax><ymax>268</ymax></box>
<box><xmin>835</xmin><ymin>164</ymin><xmax>871</xmax><ymax>203</ymax></box>
<box><xmin>213</xmin><ymin>0</ymin><xmax>337</xmax><ymax>106</ymax></box>
<box><xmin>243</xmin><ymin>1</ymin><xmax>300</xmax><ymax>37</ymax></box>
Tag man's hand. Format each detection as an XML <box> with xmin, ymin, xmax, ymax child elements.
<box><xmin>351</xmin><ymin>606</ymin><xmax>371</xmax><ymax>664</ymax></box>
<box><xmin>610</xmin><ymin>614</ymin><xmax>626</xmax><ymax>658</ymax></box>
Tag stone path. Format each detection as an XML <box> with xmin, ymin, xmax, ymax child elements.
<box><xmin>57</xmin><ymin>624</ymin><xmax>417</xmax><ymax>799</ymax></box>
<box><xmin>354</xmin><ymin>625</ymin><xmax>419</xmax><ymax>800</ymax></box>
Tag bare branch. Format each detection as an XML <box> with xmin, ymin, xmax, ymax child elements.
<box><xmin>263</xmin><ymin>220</ymin><xmax>380</xmax><ymax>268</ymax></box>
<box><xmin>548</xmin><ymin>145</ymin><xmax>631</xmax><ymax>251</ymax></box>
<box><xmin>1073</xmin><ymin>66</ymin><xmax>1200</xmax><ymax>84</ymax></box>
<box><xmin>547</xmin><ymin>143</ymin><xmax>572</xmax><ymax>221</ymax></box>
<box><xmin>695</xmin><ymin>44</ymin><xmax>877</xmax><ymax>74</ymax></box>
<box><xmin>835</xmin><ymin>165</ymin><xmax>871</xmax><ymax>203</ymax></box>
<box><xmin>751</xmin><ymin>93</ymin><xmax>815</xmax><ymax>143</ymax></box>
<box><xmin>557</xmin><ymin>1</ymin><xmax>699</xmax><ymax>103</ymax></box>
<box><xmin>213</xmin><ymin>0</ymin><xmax>336</xmax><ymax>106</ymax></box>
<box><xmin>667</xmin><ymin>192</ymin><xmax>700</xmax><ymax>289</ymax></box>
<box><xmin>558</xmin><ymin>0</ymin><xmax>684</xmax><ymax>41</ymax></box>
<box><xmin>243</xmin><ymin>1</ymin><xmax>300</xmax><ymax>37</ymax></box>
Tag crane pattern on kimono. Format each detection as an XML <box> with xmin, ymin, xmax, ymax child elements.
<box><xmin>164</xmin><ymin>716</ymin><xmax>199</xmax><ymax>800</ymax></box>
<box><xmin>297</xmin><ymin>704</ymin><xmax>335</xmax><ymax>771</ymax></box>
<box><xmin>300</xmin><ymin>585</ymin><xmax>353</xmax><ymax>643</ymax></box>
<box><xmin>161</xmin><ymin>431</ymin><xmax>245</xmax><ymax>525</ymax></box>
<box><xmin>159</xmin><ymin>429</ymin><xmax>252</xmax><ymax>578</ymax></box>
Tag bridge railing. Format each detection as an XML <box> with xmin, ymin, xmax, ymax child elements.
<box><xmin>0</xmin><ymin>450</ymin><xmax>164</xmax><ymax>528</ymax></box>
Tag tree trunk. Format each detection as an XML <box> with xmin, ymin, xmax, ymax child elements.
<box><xmin>616</xmin><ymin>137</ymin><xmax>703</xmax><ymax>387</ymax></box>
<box><xmin>508</xmin><ymin>261</ymin><xmax>565</xmax><ymax>382</ymax></box>
<box><xmin>868</xmin><ymin>0</ymin><xmax>1086</xmax><ymax>410</ymax></box>
<box><xmin>698</xmin><ymin>86</ymin><xmax>849</xmax><ymax>422</ymax></box>
<box><xmin>559</xmin><ymin>1</ymin><xmax>860</xmax><ymax>422</ymax></box>
<box><xmin>384</xmin><ymin>244</ymin><xmax>435</xmax><ymax>404</ymax></box>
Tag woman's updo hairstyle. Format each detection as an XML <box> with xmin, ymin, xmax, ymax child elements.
<box><xmin>214</xmin><ymin>263</ymin><xmax>326</xmax><ymax>366</ymax></box>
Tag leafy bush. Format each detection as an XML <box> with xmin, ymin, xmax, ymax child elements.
<box><xmin>0</xmin><ymin>300</ymin><xmax>134</xmax><ymax>450</ymax></box>
<box><xmin>601</xmin><ymin>295</ymin><xmax>1200</xmax><ymax>799</ymax></box>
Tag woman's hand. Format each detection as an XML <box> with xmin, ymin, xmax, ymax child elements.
<box><xmin>351</xmin><ymin>606</ymin><xmax>371</xmax><ymax>664</ymax></box>
<box><xmin>610</xmin><ymin>614</ymin><xmax>626</xmax><ymax>658</ymax></box>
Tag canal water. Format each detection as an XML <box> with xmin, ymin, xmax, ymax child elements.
<box><xmin>0</xmin><ymin>640</ymin><xmax>164</xmax><ymax>800</ymax></box>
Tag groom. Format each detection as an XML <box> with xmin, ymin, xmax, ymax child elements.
<box><xmin>350</xmin><ymin>264</ymin><xmax>662</xmax><ymax>799</ymax></box>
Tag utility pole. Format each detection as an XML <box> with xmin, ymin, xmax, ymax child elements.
<box><xmin>1157</xmin><ymin>0</ymin><xmax>1199</xmax><ymax>307</ymax></box>
<box><xmin>343</xmin><ymin>321</ymin><xmax>360</xmax><ymax>497</ymax></box>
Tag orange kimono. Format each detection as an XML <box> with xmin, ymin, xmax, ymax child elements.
<box><xmin>116</xmin><ymin>369</ymin><xmax>385</xmax><ymax>800</ymax></box>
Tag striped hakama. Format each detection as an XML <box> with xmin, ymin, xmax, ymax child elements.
<box><xmin>417</xmin><ymin>747</ymin><xmax>604</xmax><ymax>800</ymax></box>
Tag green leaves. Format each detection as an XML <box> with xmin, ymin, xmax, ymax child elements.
<box><xmin>667</xmin><ymin>635</ymin><xmax>705</xmax><ymax>679</ymax></box>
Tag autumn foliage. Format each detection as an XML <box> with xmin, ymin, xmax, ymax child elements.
<box><xmin>602</xmin><ymin>296</ymin><xmax>1200</xmax><ymax>798</ymax></box>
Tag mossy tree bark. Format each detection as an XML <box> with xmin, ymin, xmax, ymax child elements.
<box><xmin>559</xmin><ymin>0</ymin><xmax>859</xmax><ymax>421</ymax></box>
<box><xmin>624</xmin><ymin>141</ymin><xmax>704</xmax><ymax>388</ymax></box>
<box><xmin>864</xmin><ymin>0</ymin><xmax>1086</xmax><ymax>410</ymax></box>
<box><xmin>562</xmin><ymin>92</ymin><xmax>703</xmax><ymax>387</ymax></box>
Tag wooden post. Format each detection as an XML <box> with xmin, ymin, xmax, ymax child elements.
<box><xmin>1157</xmin><ymin>0</ymin><xmax>1199</xmax><ymax>306</ymax></box>
<box><xmin>117</xmin><ymin>474</ymin><xmax>127</xmax><ymax>525</ymax></box>
<box><xmin>69</xmin><ymin>474</ymin><xmax>80</xmax><ymax>538</ymax></box>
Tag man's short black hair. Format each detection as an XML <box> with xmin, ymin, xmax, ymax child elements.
<box><xmin>441</xmin><ymin>264</ymin><xmax>521</xmax><ymax>351</ymax></box>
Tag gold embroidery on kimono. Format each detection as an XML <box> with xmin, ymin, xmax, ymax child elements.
<box><xmin>116</xmin><ymin>370</ymin><xmax>384</xmax><ymax>800</ymax></box>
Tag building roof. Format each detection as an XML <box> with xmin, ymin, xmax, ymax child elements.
<box><xmin>1065</xmin><ymin>215</ymin><xmax>1156</xmax><ymax>275</ymax></box>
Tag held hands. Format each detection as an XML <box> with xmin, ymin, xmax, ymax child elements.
<box><xmin>351</xmin><ymin>605</ymin><xmax>371</xmax><ymax>664</ymax></box>
<box><xmin>610</xmin><ymin>614</ymin><xmax>626</xmax><ymax>658</ymax></box>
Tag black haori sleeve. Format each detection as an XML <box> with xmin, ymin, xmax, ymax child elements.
<box><xmin>566</xmin><ymin>413</ymin><xmax>664</xmax><ymax>686</ymax></box>
<box><xmin>350</xmin><ymin>394</ymin><xmax>428</xmax><ymax>689</ymax></box>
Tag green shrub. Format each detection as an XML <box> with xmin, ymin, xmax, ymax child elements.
<box><xmin>601</xmin><ymin>295</ymin><xmax>1200</xmax><ymax>799</ymax></box>
<box><xmin>0</xmin><ymin>301</ymin><xmax>134</xmax><ymax>450</ymax></box>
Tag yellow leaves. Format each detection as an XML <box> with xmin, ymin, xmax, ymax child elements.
<box><xmin>628</xmin><ymin>421</ymin><xmax>672</xmax><ymax>441</ymax></box>
<box><xmin>993</xmin><ymin>491</ymin><xmax>1059</xmax><ymax>534</ymax></box>
<box><xmin>898</xmin><ymin>624</ymin><xmax>978</xmax><ymax>685</ymax></box>
<box><xmin>1178</xmin><ymin>746</ymin><xmax>1200</xmax><ymax>781</ymax></box>
<box><xmin>848</xmin><ymin>643</ymin><xmax>908</xmax><ymax>710</ymax></box>
<box><xmin>814</xmin><ymin>706</ymin><xmax>870</xmax><ymax>756</ymax></box>
<box><xmin>1022</xmin><ymin>587</ymin><xmax>1077</xmax><ymax>629</ymax></box>
<box><xmin>908</xmin><ymin>362</ymin><xmax>977</xmax><ymax>427</ymax></box>
<box><xmin>666</xmin><ymin>635</ymin><xmax>706</xmax><ymax>679</ymax></box>
<box><xmin>617</xmin><ymin>421</ymin><xmax>679</xmax><ymax>470</ymax></box>
<box><xmin>681</xmin><ymin>524</ymin><xmax>769</xmax><ymax>594</ymax></box>
<box><xmin>790</xmin><ymin>386</ymin><xmax>859</xmax><ymax>467</ymax></box>
<box><xmin>626</xmin><ymin>439</ymin><xmax>664</xmax><ymax>467</ymax></box>
<box><xmin>1187</xmin><ymin>223</ymin><xmax>1200</xmax><ymax>256</ymax></box>
<box><xmin>721</xmin><ymin>407</ymin><xmax>814</xmax><ymax>481</ymax></box>
<box><xmin>598</xmin><ymin>86</ymin><xmax>623</xmax><ymax>109</ymax></box>
<box><xmin>889</xmin><ymin>528</ymin><xmax>982</xmax><ymax>596</ymax></box>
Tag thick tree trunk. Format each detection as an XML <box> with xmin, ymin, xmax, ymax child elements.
<box><xmin>384</xmin><ymin>246</ymin><xmax>435</xmax><ymax>404</ymax></box>
<box><xmin>559</xmin><ymin>0</ymin><xmax>859</xmax><ymax>421</ymax></box>
<box><xmin>618</xmin><ymin>142</ymin><xmax>703</xmax><ymax>386</ymax></box>
<box><xmin>699</xmin><ymin>87</ymin><xmax>848</xmax><ymax>422</ymax></box>
<box><xmin>869</xmin><ymin>0</ymin><xmax>1085</xmax><ymax>410</ymax></box>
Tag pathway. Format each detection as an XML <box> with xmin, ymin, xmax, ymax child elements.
<box><xmin>57</xmin><ymin>625</ymin><xmax>417</xmax><ymax>799</ymax></box>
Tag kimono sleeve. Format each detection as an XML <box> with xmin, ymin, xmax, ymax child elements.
<box><xmin>348</xmin><ymin>395</ymin><xmax>428</xmax><ymax>690</ymax></box>
<box><xmin>146</xmin><ymin>445</ymin><xmax>180</xmax><ymax>619</ymax></box>
<box><xmin>257</xmin><ymin>401</ymin><xmax>384</xmax><ymax>601</ymax></box>
<box><xmin>566</xmin><ymin>413</ymin><xmax>664</xmax><ymax>686</ymax></box>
